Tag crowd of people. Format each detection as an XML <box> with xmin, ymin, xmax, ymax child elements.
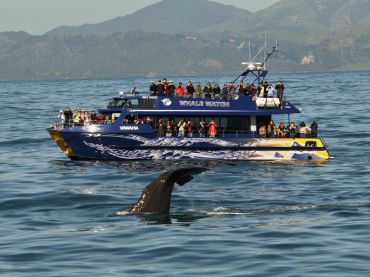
<box><xmin>57</xmin><ymin>107</ymin><xmax>117</xmax><ymax>127</ymax></box>
<box><xmin>57</xmin><ymin>107</ymin><xmax>318</xmax><ymax>139</ymax></box>
<box><xmin>124</xmin><ymin>116</ymin><xmax>219</xmax><ymax>138</ymax></box>
<box><xmin>258</xmin><ymin>120</ymin><xmax>318</xmax><ymax>138</ymax></box>
<box><xmin>149</xmin><ymin>79</ymin><xmax>284</xmax><ymax>101</ymax></box>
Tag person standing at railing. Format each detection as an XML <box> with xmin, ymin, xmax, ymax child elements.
<box><xmin>221</xmin><ymin>84</ymin><xmax>228</xmax><ymax>99</ymax></box>
<box><xmin>149</xmin><ymin>81</ymin><xmax>157</xmax><ymax>96</ymax></box>
<box><xmin>213</xmin><ymin>83</ymin><xmax>221</xmax><ymax>99</ymax></box>
<box><xmin>167</xmin><ymin>81</ymin><xmax>175</xmax><ymax>97</ymax></box>
<box><xmin>207</xmin><ymin>120</ymin><xmax>218</xmax><ymax>138</ymax></box>
<box><xmin>310</xmin><ymin>121</ymin><xmax>318</xmax><ymax>137</ymax></box>
<box><xmin>267</xmin><ymin>84</ymin><xmax>275</xmax><ymax>97</ymax></box>
<box><xmin>277</xmin><ymin>122</ymin><xmax>286</xmax><ymax>138</ymax></box>
<box><xmin>267</xmin><ymin>120</ymin><xmax>277</xmax><ymax>138</ymax></box>
<box><xmin>57</xmin><ymin>110</ymin><xmax>65</xmax><ymax>124</ymax></box>
<box><xmin>195</xmin><ymin>83</ymin><xmax>203</xmax><ymax>98</ymax></box>
<box><xmin>177</xmin><ymin>120</ymin><xmax>186</xmax><ymax>137</ymax></box>
<box><xmin>275</xmin><ymin>80</ymin><xmax>284</xmax><ymax>107</ymax></box>
<box><xmin>157</xmin><ymin>118</ymin><xmax>164</xmax><ymax>137</ymax></box>
<box><xmin>186</xmin><ymin>80</ymin><xmax>195</xmax><ymax>98</ymax></box>
<box><xmin>157</xmin><ymin>80</ymin><xmax>165</xmax><ymax>96</ymax></box>
<box><xmin>186</xmin><ymin>121</ymin><xmax>193</xmax><ymax>137</ymax></box>
<box><xmin>204</xmin><ymin>82</ymin><xmax>213</xmax><ymax>99</ymax></box>
<box><xmin>73</xmin><ymin>109</ymin><xmax>81</xmax><ymax>125</ymax></box>
<box><xmin>176</xmin><ymin>82</ymin><xmax>185</xmax><ymax>97</ymax></box>
<box><xmin>198</xmin><ymin>121</ymin><xmax>206</xmax><ymax>137</ymax></box>
<box><xmin>97</xmin><ymin>112</ymin><xmax>104</xmax><ymax>124</ymax></box>
<box><xmin>64</xmin><ymin>106</ymin><xmax>73</xmax><ymax>127</ymax></box>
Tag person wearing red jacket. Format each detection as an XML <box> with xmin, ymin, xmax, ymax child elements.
<box><xmin>176</xmin><ymin>82</ymin><xmax>185</xmax><ymax>97</ymax></box>
<box><xmin>207</xmin><ymin>120</ymin><xmax>218</xmax><ymax>138</ymax></box>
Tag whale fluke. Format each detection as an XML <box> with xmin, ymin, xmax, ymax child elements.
<box><xmin>129</xmin><ymin>167</ymin><xmax>207</xmax><ymax>214</ymax></box>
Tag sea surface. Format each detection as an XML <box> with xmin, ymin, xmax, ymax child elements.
<box><xmin>1</xmin><ymin>72</ymin><xmax>370</xmax><ymax>276</ymax></box>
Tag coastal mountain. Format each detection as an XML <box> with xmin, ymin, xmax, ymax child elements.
<box><xmin>1</xmin><ymin>0</ymin><xmax>370</xmax><ymax>80</ymax></box>
<box><xmin>203</xmin><ymin>0</ymin><xmax>370</xmax><ymax>41</ymax></box>
<box><xmin>1</xmin><ymin>30</ymin><xmax>369</xmax><ymax>81</ymax></box>
<box><xmin>47</xmin><ymin>0</ymin><xmax>251</xmax><ymax>35</ymax></box>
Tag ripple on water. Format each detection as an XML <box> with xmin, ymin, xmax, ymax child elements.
<box><xmin>1</xmin><ymin>73</ymin><xmax>370</xmax><ymax>276</ymax></box>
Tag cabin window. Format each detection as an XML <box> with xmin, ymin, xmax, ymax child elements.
<box><xmin>145</xmin><ymin>116</ymin><xmax>252</xmax><ymax>135</ymax></box>
<box><xmin>107</xmin><ymin>98</ymin><xmax>156</xmax><ymax>108</ymax></box>
<box><xmin>305</xmin><ymin>141</ymin><xmax>317</xmax><ymax>147</ymax></box>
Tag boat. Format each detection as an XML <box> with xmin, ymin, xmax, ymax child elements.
<box><xmin>48</xmin><ymin>44</ymin><xmax>330</xmax><ymax>161</ymax></box>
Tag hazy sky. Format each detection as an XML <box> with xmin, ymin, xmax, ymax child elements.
<box><xmin>0</xmin><ymin>0</ymin><xmax>280</xmax><ymax>35</ymax></box>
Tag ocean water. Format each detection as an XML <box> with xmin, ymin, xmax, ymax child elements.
<box><xmin>1</xmin><ymin>72</ymin><xmax>370</xmax><ymax>276</ymax></box>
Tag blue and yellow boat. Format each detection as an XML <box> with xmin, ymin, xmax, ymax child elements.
<box><xmin>48</xmin><ymin>46</ymin><xmax>330</xmax><ymax>161</ymax></box>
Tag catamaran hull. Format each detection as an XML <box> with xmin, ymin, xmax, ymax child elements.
<box><xmin>48</xmin><ymin>129</ymin><xmax>330</xmax><ymax>161</ymax></box>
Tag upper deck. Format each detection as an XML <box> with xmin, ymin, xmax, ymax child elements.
<box><xmin>103</xmin><ymin>95</ymin><xmax>300</xmax><ymax>117</ymax></box>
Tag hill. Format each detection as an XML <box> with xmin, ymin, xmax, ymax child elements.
<box><xmin>203</xmin><ymin>0</ymin><xmax>370</xmax><ymax>42</ymax></box>
<box><xmin>1</xmin><ymin>30</ymin><xmax>370</xmax><ymax>81</ymax></box>
<box><xmin>47</xmin><ymin>0</ymin><xmax>251</xmax><ymax>36</ymax></box>
<box><xmin>0</xmin><ymin>31</ymin><xmax>32</xmax><ymax>57</ymax></box>
<box><xmin>1</xmin><ymin>0</ymin><xmax>370</xmax><ymax>80</ymax></box>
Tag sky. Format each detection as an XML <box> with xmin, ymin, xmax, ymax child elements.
<box><xmin>0</xmin><ymin>0</ymin><xmax>280</xmax><ymax>35</ymax></box>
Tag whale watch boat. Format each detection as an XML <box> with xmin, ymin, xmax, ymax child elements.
<box><xmin>48</xmin><ymin>44</ymin><xmax>330</xmax><ymax>161</ymax></box>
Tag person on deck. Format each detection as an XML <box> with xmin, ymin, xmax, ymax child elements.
<box><xmin>64</xmin><ymin>106</ymin><xmax>73</xmax><ymax>127</ymax></box>
<box><xmin>213</xmin><ymin>83</ymin><xmax>221</xmax><ymax>99</ymax></box>
<box><xmin>299</xmin><ymin>121</ymin><xmax>310</xmax><ymax>138</ymax></box>
<box><xmin>97</xmin><ymin>112</ymin><xmax>105</xmax><ymax>124</ymax></box>
<box><xmin>275</xmin><ymin>80</ymin><xmax>284</xmax><ymax>106</ymax></box>
<box><xmin>288</xmin><ymin>122</ymin><xmax>297</xmax><ymax>138</ymax></box>
<box><xmin>177</xmin><ymin>120</ymin><xmax>186</xmax><ymax>137</ymax></box>
<box><xmin>104</xmin><ymin>115</ymin><xmax>112</xmax><ymax>124</ymax></box>
<box><xmin>258</xmin><ymin>122</ymin><xmax>267</xmax><ymax>138</ymax></box>
<box><xmin>165</xmin><ymin>121</ymin><xmax>172</xmax><ymax>137</ymax></box>
<box><xmin>267</xmin><ymin>84</ymin><xmax>275</xmax><ymax>97</ymax></box>
<box><xmin>157</xmin><ymin>118</ymin><xmax>164</xmax><ymax>137</ymax></box>
<box><xmin>207</xmin><ymin>120</ymin><xmax>218</xmax><ymax>138</ymax></box>
<box><xmin>228</xmin><ymin>83</ymin><xmax>235</xmax><ymax>99</ymax></box>
<box><xmin>221</xmin><ymin>84</ymin><xmax>229</xmax><ymax>99</ymax></box>
<box><xmin>237</xmin><ymin>81</ymin><xmax>245</xmax><ymax>97</ymax></box>
<box><xmin>157</xmin><ymin>80</ymin><xmax>165</xmax><ymax>96</ymax></box>
<box><xmin>267</xmin><ymin>120</ymin><xmax>277</xmax><ymax>138</ymax></box>
<box><xmin>149</xmin><ymin>81</ymin><xmax>157</xmax><ymax>96</ymax></box>
<box><xmin>186</xmin><ymin>81</ymin><xmax>195</xmax><ymax>98</ymax></box>
<box><xmin>277</xmin><ymin>122</ymin><xmax>286</xmax><ymax>138</ymax></box>
<box><xmin>204</xmin><ymin>82</ymin><xmax>213</xmax><ymax>99</ymax></box>
<box><xmin>90</xmin><ymin>111</ymin><xmax>97</xmax><ymax>124</ymax></box>
<box><xmin>58</xmin><ymin>110</ymin><xmax>65</xmax><ymax>124</ymax></box>
<box><xmin>195</xmin><ymin>83</ymin><xmax>203</xmax><ymax>98</ymax></box>
<box><xmin>176</xmin><ymin>82</ymin><xmax>185</xmax><ymax>97</ymax></box>
<box><xmin>310</xmin><ymin>121</ymin><xmax>318</xmax><ymax>137</ymax></box>
<box><xmin>198</xmin><ymin>120</ymin><xmax>206</xmax><ymax>137</ymax></box>
<box><xmin>166</xmin><ymin>81</ymin><xmax>175</xmax><ymax>97</ymax></box>
<box><xmin>186</xmin><ymin>121</ymin><xmax>193</xmax><ymax>137</ymax></box>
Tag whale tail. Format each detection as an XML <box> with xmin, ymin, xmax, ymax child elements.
<box><xmin>167</xmin><ymin>167</ymin><xmax>208</xmax><ymax>186</ymax></box>
<box><xmin>128</xmin><ymin>167</ymin><xmax>207</xmax><ymax>214</ymax></box>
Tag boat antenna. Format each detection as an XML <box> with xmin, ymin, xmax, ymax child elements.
<box><xmin>261</xmin><ymin>40</ymin><xmax>278</xmax><ymax>69</ymax></box>
<box><xmin>264</xmin><ymin>32</ymin><xmax>267</xmax><ymax>70</ymax></box>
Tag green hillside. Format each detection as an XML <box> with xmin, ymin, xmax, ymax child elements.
<box><xmin>48</xmin><ymin>0</ymin><xmax>250</xmax><ymax>36</ymax></box>
<box><xmin>1</xmin><ymin>0</ymin><xmax>370</xmax><ymax>80</ymax></box>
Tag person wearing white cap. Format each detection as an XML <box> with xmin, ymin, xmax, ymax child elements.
<box><xmin>166</xmin><ymin>81</ymin><xmax>175</xmax><ymax>97</ymax></box>
<box><xmin>58</xmin><ymin>110</ymin><xmax>65</xmax><ymax>124</ymax></box>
